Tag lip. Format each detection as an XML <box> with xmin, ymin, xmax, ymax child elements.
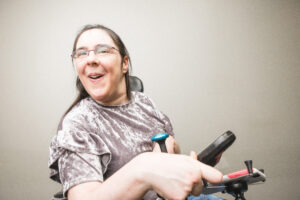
<box><xmin>88</xmin><ymin>72</ymin><xmax>104</xmax><ymax>77</ymax></box>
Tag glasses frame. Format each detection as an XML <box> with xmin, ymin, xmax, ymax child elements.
<box><xmin>71</xmin><ymin>44</ymin><xmax>120</xmax><ymax>60</ymax></box>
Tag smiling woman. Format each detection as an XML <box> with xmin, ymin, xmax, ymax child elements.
<box><xmin>73</xmin><ymin>28</ymin><xmax>129</xmax><ymax>106</ymax></box>
<box><xmin>64</xmin><ymin>24</ymin><xmax>132</xmax><ymax>115</ymax></box>
<box><xmin>48</xmin><ymin>24</ymin><xmax>223</xmax><ymax>200</ymax></box>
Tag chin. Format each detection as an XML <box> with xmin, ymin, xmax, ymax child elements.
<box><xmin>88</xmin><ymin>89</ymin><xmax>107</xmax><ymax>102</ymax></box>
<box><xmin>92</xmin><ymin>94</ymin><xmax>107</xmax><ymax>102</ymax></box>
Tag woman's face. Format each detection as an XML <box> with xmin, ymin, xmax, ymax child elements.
<box><xmin>74</xmin><ymin>29</ymin><xmax>129</xmax><ymax>105</ymax></box>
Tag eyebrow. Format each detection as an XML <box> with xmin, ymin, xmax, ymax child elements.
<box><xmin>75</xmin><ymin>46</ymin><xmax>87</xmax><ymax>51</ymax></box>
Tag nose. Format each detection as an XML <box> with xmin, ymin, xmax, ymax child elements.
<box><xmin>86</xmin><ymin>50</ymin><xmax>100</xmax><ymax>66</ymax></box>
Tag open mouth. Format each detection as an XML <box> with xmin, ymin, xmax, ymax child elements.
<box><xmin>88</xmin><ymin>73</ymin><xmax>104</xmax><ymax>80</ymax></box>
<box><xmin>89</xmin><ymin>75</ymin><xmax>102</xmax><ymax>79</ymax></box>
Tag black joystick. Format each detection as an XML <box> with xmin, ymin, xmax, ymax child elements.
<box><xmin>151</xmin><ymin>133</ymin><xmax>170</xmax><ymax>200</ymax></box>
<box><xmin>151</xmin><ymin>133</ymin><xmax>169</xmax><ymax>153</ymax></box>
<box><xmin>244</xmin><ymin>160</ymin><xmax>253</xmax><ymax>175</ymax></box>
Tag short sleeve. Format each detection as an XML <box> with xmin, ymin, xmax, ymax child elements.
<box><xmin>48</xmin><ymin>105</ymin><xmax>111</xmax><ymax>186</ymax></box>
<box><xmin>58</xmin><ymin>150</ymin><xmax>103</xmax><ymax>196</ymax></box>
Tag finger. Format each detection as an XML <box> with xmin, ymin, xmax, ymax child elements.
<box><xmin>165</xmin><ymin>136</ymin><xmax>175</xmax><ymax>153</ymax></box>
<box><xmin>190</xmin><ymin>151</ymin><xmax>197</xmax><ymax>160</ymax></box>
<box><xmin>152</xmin><ymin>143</ymin><xmax>161</xmax><ymax>153</ymax></box>
<box><xmin>191</xmin><ymin>179</ymin><xmax>203</xmax><ymax>196</ymax></box>
<box><xmin>197</xmin><ymin>162</ymin><xmax>223</xmax><ymax>184</ymax></box>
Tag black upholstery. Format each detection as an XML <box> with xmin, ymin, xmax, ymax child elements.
<box><xmin>52</xmin><ymin>190</ymin><xmax>65</xmax><ymax>200</ymax></box>
<box><xmin>129</xmin><ymin>76</ymin><xmax>144</xmax><ymax>92</ymax></box>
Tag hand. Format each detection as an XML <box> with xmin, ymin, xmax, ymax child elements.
<box><xmin>135</xmin><ymin>152</ymin><xmax>223</xmax><ymax>200</ymax></box>
<box><xmin>152</xmin><ymin>136</ymin><xmax>181</xmax><ymax>154</ymax></box>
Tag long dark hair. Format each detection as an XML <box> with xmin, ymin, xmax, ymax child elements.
<box><xmin>64</xmin><ymin>24</ymin><xmax>132</xmax><ymax>116</ymax></box>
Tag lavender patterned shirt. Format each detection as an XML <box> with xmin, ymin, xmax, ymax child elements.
<box><xmin>48</xmin><ymin>92</ymin><xmax>174</xmax><ymax>199</ymax></box>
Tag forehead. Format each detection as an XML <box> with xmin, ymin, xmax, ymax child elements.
<box><xmin>76</xmin><ymin>29</ymin><xmax>115</xmax><ymax>49</ymax></box>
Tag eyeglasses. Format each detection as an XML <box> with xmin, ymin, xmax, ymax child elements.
<box><xmin>71</xmin><ymin>44</ymin><xmax>119</xmax><ymax>60</ymax></box>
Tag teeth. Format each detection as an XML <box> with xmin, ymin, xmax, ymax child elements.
<box><xmin>90</xmin><ymin>75</ymin><xmax>101</xmax><ymax>79</ymax></box>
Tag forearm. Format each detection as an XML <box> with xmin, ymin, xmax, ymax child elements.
<box><xmin>68</xmin><ymin>135</ymin><xmax>181</xmax><ymax>200</ymax></box>
<box><xmin>69</xmin><ymin>152</ymin><xmax>222</xmax><ymax>200</ymax></box>
<box><xmin>68</xmin><ymin>153</ymin><xmax>150</xmax><ymax>200</ymax></box>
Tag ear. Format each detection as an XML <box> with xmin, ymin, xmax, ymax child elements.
<box><xmin>122</xmin><ymin>56</ymin><xmax>129</xmax><ymax>74</ymax></box>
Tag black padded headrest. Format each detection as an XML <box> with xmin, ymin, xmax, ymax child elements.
<box><xmin>129</xmin><ymin>76</ymin><xmax>144</xmax><ymax>92</ymax></box>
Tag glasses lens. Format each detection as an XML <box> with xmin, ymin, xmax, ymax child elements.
<box><xmin>75</xmin><ymin>49</ymin><xmax>88</xmax><ymax>58</ymax></box>
<box><xmin>95</xmin><ymin>45</ymin><xmax>110</xmax><ymax>55</ymax></box>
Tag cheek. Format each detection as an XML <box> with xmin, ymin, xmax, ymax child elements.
<box><xmin>74</xmin><ymin>62</ymin><xmax>86</xmax><ymax>76</ymax></box>
<box><xmin>104</xmin><ymin>62</ymin><xmax>123</xmax><ymax>77</ymax></box>
<box><xmin>102</xmin><ymin>54</ymin><xmax>123</xmax><ymax>71</ymax></box>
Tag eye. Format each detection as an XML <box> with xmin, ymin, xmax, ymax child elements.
<box><xmin>95</xmin><ymin>45</ymin><xmax>110</xmax><ymax>54</ymax></box>
<box><xmin>75</xmin><ymin>49</ymin><xmax>88</xmax><ymax>58</ymax></box>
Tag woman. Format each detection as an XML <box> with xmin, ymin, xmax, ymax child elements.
<box><xmin>49</xmin><ymin>24</ymin><xmax>222</xmax><ymax>200</ymax></box>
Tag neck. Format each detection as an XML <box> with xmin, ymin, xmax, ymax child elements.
<box><xmin>97</xmin><ymin>93</ymin><xmax>129</xmax><ymax>106</ymax></box>
<box><xmin>96</xmin><ymin>76</ymin><xmax>129</xmax><ymax>106</ymax></box>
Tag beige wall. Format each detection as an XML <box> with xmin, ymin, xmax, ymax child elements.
<box><xmin>0</xmin><ymin>0</ymin><xmax>299</xmax><ymax>199</ymax></box>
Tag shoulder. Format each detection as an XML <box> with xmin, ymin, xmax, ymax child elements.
<box><xmin>68</xmin><ymin>97</ymin><xmax>99</xmax><ymax>116</ymax></box>
<box><xmin>131</xmin><ymin>91</ymin><xmax>166</xmax><ymax>118</ymax></box>
<box><xmin>132</xmin><ymin>91</ymin><xmax>157</xmax><ymax>108</ymax></box>
<box><xmin>53</xmin><ymin>97</ymin><xmax>110</xmax><ymax>154</ymax></box>
<box><xmin>58</xmin><ymin>97</ymin><xmax>100</xmax><ymax>131</ymax></box>
<box><xmin>132</xmin><ymin>92</ymin><xmax>175</xmax><ymax>136</ymax></box>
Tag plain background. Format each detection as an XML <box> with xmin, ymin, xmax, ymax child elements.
<box><xmin>0</xmin><ymin>0</ymin><xmax>299</xmax><ymax>199</ymax></box>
